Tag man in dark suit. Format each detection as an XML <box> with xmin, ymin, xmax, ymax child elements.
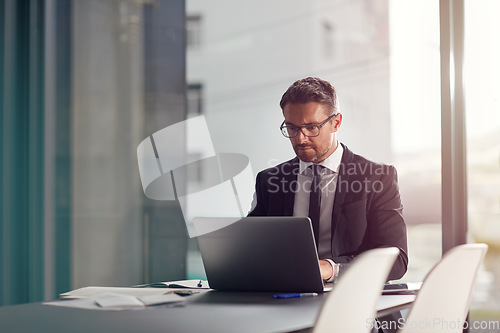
<box><xmin>248</xmin><ymin>77</ymin><xmax>408</xmax><ymax>283</ymax></box>
<box><xmin>248</xmin><ymin>77</ymin><xmax>407</xmax><ymax>333</ymax></box>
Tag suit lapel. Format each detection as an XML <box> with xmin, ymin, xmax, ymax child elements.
<box><xmin>331</xmin><ymin>144</ymin><xmax>353</xmax><ymax>237</ymax></box>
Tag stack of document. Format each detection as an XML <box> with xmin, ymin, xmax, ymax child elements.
<box><xmin>60</xmin><ymin>286</ymin><xmax>177</xmax><ymax>299</ymax></box>
<box><xmin>130</xmin><ymin>279</ymin><xmax>210</xmax><ymax>289</ymax></box>
<box><xmin>45</xmin><ymin>287</ymin><xmax>186</xmax><ymax>310</ymax></box>
<box><xmin>93</xmin><ymin>292</ymin><xmax>185</xmax><ymax>309</ymax></box>
<box><xmin>44</xmin><ymin>280</ymin><xmax>208</xmax><ymax>311</ymax></box>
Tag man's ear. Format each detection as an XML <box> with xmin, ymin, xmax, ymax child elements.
<box><xmin>332</xmin><ymin>113</ymin><xmax>342</xmax><ymax>131</ymax></box>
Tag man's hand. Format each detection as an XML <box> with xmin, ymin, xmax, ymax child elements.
<box><xmin>319</xmin><ymin>260</ymin><xmax>334</xmax><ymax>281</ymax></box>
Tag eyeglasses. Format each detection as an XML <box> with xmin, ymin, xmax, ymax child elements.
<box><xmin>280</xmin><ymin>113</ymin><xmax>337</xmax><ymax>138</ymax></box>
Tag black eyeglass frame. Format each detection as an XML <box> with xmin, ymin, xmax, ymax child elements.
<box><xmin>279</xmin><ymin>113</ymin><xmax>338</xmax><ymax>138</ymax></box>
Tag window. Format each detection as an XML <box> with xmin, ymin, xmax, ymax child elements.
<box><xmin>322</xmin><ymin>20</ymin><xmax>335</xmax><ymax>58</ymax></box>
<box><xmin>186</xmin><ymin>0</ymin><xmax>443</xmax><ymax>286</ymax></box>
<box><xmin>186</xmin><ymin>15</ymin><xmax>202</xmax><ymax>48</ymax></box>
<box><xmin>187</xmin><ymin>83</ymin><xmax>203</xmax><ymax>116</ymax></box>
<box><xmin>464</xmin><ymin>0</ymin><xmax>500</xmax><ymax>320</ymax></box>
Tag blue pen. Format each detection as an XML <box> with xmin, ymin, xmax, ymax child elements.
<box><xmin>273</xmin><ymin>293</ymin><xmax>318</xmax><ymax>299</ymax></box>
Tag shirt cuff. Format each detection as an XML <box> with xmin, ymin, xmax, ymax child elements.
<box><xmin>325</xmin><ymin>259</ymin><xmax>339</xmax><ymax>282</ymax></box>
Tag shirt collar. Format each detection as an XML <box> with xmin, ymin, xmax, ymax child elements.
<box><xmin>299</xmin><ymin>141</ymin><xmax>344</xmax><ymax>175</ymax></box>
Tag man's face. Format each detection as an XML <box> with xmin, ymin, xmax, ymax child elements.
<box><xmin>282</xmin><ymin>102</ymin><xmax>342</xmax><ymax>163</ymax></box>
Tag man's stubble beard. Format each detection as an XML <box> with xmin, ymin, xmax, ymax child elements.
<box><xmin>294</xmin><ymin>141</ymin><xmax>333</xmax><ymax>163</ymax></box>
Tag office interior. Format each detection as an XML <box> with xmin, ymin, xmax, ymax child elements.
<box><xmin>1</xmin><ymin>0</ymin><xmax>499</xmax><ymax>330</ymax></box>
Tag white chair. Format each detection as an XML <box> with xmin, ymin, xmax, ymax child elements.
<box><xmin>313</xmin><ymin>247</ymin><xmax>400</xmax><ymax>333</ymax></box>
<box><xmin>399</xmin><ymin>243</ymin><xmax>488</xmax><ymax>333</ymax></box>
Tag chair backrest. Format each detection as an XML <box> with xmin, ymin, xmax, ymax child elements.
<box><xmin>313</xmin><ymin>247</ymin><xmax>400</xmax><ymax>333</ymax></box>
<box><xmin>399</xmin><ymin>243</ymin><xmax>488</xmax><ymax>333</ymax></box>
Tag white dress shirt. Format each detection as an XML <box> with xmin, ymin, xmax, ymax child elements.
<box><xmin>293</xmin><ymin>142</ymin><xmax>344</xmax><ymax>280</ymax></box>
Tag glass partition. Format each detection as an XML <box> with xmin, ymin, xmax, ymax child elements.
<box><xmin>186</xmin><ymin>0</ymin><xmax>442</xmax><ymax>283</ymax></box>
<box><xmin>43</xmin><ymin>0</ymin><xmax>188</xmax><ymax>295</ymax></box>
<box><xmin>464</xmin><ymin>0</ymin><xmax>500</xmax><ymax>323</ymax></box>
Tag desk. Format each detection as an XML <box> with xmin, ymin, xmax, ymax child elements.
<box><xmin>0</xmin><ymin>291</ymin><xmax>414</xmax><ymax>333</ymax></box>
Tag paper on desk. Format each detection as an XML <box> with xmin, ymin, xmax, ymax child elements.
<box><xmin>95</xmin><ymin>293</ymin><xmax>145</xmax><ymax>308</ymax></box>
<box><xmin>45</xmin><ymin>292</ymin><xmax>185</xmax><ymax>311</ymax></box>
<box><xmin>138</xmin><ymin>293</ymin><xmax>185</xmax><ymax>306</ymax></box>
<box><xmin>60</xmin><ymin>286</ymin><xmax>168</xmax><ymax>299</ymax></box>
<box><xmin>134</xmin><ymin>279</ymin><xmax>210</xmax><ymax>289</ymax></box>
<box><xmin>60</xmin><ymin>280</ymin><xmax>209</xmax><ymax>301</ymax></box>
<box><xmin>96</xmin><ymin>292</ymin><xmax>186</xmax><ymax>308</ymax></box>
<box><xmin>44</xmin><ymin>298</ymin><xmax>103</xmax><ymax>310</ymax></box>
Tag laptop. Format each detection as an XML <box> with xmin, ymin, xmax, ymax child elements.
<box><xmin>194</xmin><ymin>216</ymin><xmax>331</xmax><ymax>293</ymax></box>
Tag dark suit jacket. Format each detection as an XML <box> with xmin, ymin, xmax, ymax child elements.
<box><xmin>248</xmin><ymin>143</ymin><xmax>408</xmax><ymax>280</ymax></box>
